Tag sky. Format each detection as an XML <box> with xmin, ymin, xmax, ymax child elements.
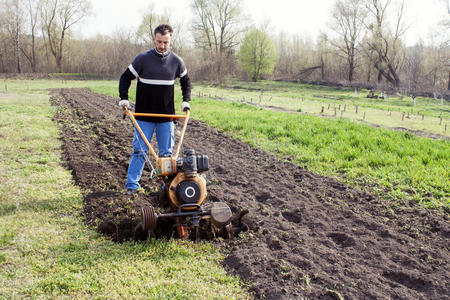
<box><xmin>78</xmin><ymin>0</ymin><xmax>448</xmax><ymax>46</ymax></box>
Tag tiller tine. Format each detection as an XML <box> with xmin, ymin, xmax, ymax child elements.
<box><xmin>140</xmin><ymin>202</ymin><xmax>233</xmax><ymax>240</ymax></box>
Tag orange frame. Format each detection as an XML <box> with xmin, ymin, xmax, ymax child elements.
<box><xmin>123</xmin><ymin>107</ymin><xmax>190</xmax><ymax>161</ymax></box>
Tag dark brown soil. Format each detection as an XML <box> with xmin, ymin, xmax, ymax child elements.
<box><xmin>50</xmin><ymin>88</ymin><xmax>449</xmax><ymax>300</ymax></box>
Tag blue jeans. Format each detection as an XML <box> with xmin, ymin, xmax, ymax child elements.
<box><xmin>126</xmin><ymin>120</ymin><xmax>174</xmax><ymax>190</ymax></box>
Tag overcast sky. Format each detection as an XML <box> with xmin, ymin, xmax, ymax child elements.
<box><xmin>78</xmin><ymin>0</ymin><xmax>448</xmax><ymax>46</ymax></box>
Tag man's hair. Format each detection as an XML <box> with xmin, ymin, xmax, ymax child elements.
<box><xmin>154</xmin><ymin>24</ymin><xmax>173</xmax><ymax>36</ymax></box>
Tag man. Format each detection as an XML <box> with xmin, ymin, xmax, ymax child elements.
<box><xmin>119</xmin><ymin>24</ymin><xmax>191</xmax><ymax>193</ymax></box>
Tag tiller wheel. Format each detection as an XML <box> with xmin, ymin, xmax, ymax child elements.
<box><xmin>141</xmin><ymin>206</ymin><xmax>157</xmax><ymax>232</ymax></box>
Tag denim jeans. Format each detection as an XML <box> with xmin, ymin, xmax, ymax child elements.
<box><xmin>126</xmin><ymin>120</ymin><xmax>174</xmax><ymax>190</ymax></box>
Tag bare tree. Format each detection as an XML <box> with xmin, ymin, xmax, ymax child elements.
<box><xmin>191</xmin><ymin>0</ymin><xmax>245</xmax><ymax>82</ymax></box>
<box><xmin>272</xmin><ymin>33</ymin><xmax>318</xmax><ymax>81</ymax></box>
<box><xmin>441</xmin><ymin>0</ymin><xmax>450</xmax><ymax>14</ymax></box>
<box><xmin>136</xmin><ymin>5</ymin><xmax>185</xmax><ymax>53</ymax></box>
<box><xmin>136</xmin><ymin>5</ymin><xmax>168</xmax><ymax>47</ymax></box>
<box><xmin>403</xmin><ymin>43</ymin><xmax>424</xmax><ymax>104</ymax></box>
<box><xmin>330</xmin><ymin>0</ymin><xmax>367</xmax><ymax>82</ymax></box>
<box><xmin>19</xmin><ymin>0</ymin><xmax>42</xmax><ymax>72</ymax></box>
<box><xmin>0</xmin><ymin>0</ymin><xmax>24</xmax><ymax>72</ymax></box>
<box><xmin>437</xmin><ymin>0</ymin><xmax>450</xmax><ymax>90</ymax></box>
<box><xmin>40</xmin><ymin>0</ymin><xmax>91</xmax><ymax>72</ymax></box>
<box><xmin>363</xmin><ymin>0</ymin><xmax>407</xmax><ymax>87</ymax></box>
<box><xmin>316</xmin><ymin>33</ymin><xmax>332</xmax><ymax>81</ymax></box>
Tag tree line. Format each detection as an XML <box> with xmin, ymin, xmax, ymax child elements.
<box><xmin>0</xmin><ymin>0</ymin><xmax>449</xmax><ymax>97</ymax></box>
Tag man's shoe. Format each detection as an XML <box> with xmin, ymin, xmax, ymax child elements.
<box><xmin>127</xmin><ymin>189</ymin><xmax>137</xmax><ymax>194</ymax></box>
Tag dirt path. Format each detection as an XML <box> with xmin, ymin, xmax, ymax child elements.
<box><xmin>50</xmin><ymin>88</ymin><xmax>449</xmax><ymax>299</ymax></box>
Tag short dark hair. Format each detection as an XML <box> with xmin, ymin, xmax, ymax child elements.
<box><xmin>154</xmin><ymin>24</ymin><xmax>173</xmax><ymax>36</ymax></box>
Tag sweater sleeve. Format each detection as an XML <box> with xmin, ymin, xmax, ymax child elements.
<box><xmin>180</xmin><ymin>74</ymin><xmax>191</xmax><ymax>102</ymax></box>
<box><xmin>118</xmin><ymin>68</ymin><xmax>136</xmax><ymax>100</ymax></box>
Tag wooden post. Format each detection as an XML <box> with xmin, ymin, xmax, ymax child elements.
<box><xmin>402</xmin><ymin>112</ymin><xmax>405</xmax><ymax>121</ymax></box>
<box><xmin>440</xmin><ymin>116</ymin><xmax>443</xmax><ymax>125</ymax></box>
<box><xmin>321</xmin><ymin>106</ymin><xmax>324</xmax><ymax>113</ymax></box>
<box><xmin>422</xmin><ymin>114</ymin><xmax>424</xmax><ymax>120</ymax></box>
<box><xmin>328</xmin><ymin>103</ymin><xmax>330</xmax><ymax>109</ymax></box>
<box><xmin>334</xmin><ymin>107</ymin><xmax>337</xmax><ymax>116</ymax></box>
<box><xmin>445</xmin><ymin>124</ymin><xmax>447</xmax><ymax>132</ymax></box>
<box><xmin>363</xmin><ymin>112</ymin><xmax>366</xmax><ymax>120</ymax></box>
<box><xmin>355</xmin><ymin>105</ymin><xmax>358</xmax><ymax>114</ymax></box>
<box><xmin>344</xmin><ymin>104</ymin><xmax>346</xmax><ymax>112</ymax></box>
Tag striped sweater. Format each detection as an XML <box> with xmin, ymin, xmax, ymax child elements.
<box><xmin>119</xmin><ymin>48</ymin><xmax>191</xmax><ymax>122</ymax></box>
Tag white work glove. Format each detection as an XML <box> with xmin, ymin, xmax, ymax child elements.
<box><xmin>119</xmin><ymin>99</ymin><xmax>130</xmax><ymax>109</ymax></box>
<box><xmin>181</xmin><ymin>101</ymin><xmax>190</xmax><ymax>112</ymax></box>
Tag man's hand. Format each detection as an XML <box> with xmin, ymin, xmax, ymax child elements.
<box><xmin>181</xmin><ymin>101</ymin><xmax>190</xmax><ymax>112</ymax></box>
<box><xmin>119</xmin><ymin>99</ymin><xmax>130</xmax><ymax>109</ymax></box>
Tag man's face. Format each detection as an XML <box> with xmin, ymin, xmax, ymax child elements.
<box><xmin>154</xmin><ymin>32</ymin><xmax>171</xmax><ymax>53</ymax></box>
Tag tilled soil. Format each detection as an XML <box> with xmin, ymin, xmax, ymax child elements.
<box><xmin>50</xmin><ymin>88</ymin><xmax>449</xmax><ymax>299</ymax></box>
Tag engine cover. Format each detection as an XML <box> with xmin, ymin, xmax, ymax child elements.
<box><xmin>168</xmin><ymin>173</ymin><xmax>207</xmax><ymax>209</ymax></box>
<box><xmin>177</xmin><ymin>180</ymin><xmax>201</xmax><ymax>204</ymax></box>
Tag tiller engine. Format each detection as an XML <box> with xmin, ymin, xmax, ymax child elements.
<box><xmin>123</xmin><ymin>107</ymin><xmax>242</xmax><ymax>240</ymax></box>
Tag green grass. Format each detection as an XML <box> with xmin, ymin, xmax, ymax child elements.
<box><xmin>193</xmin><ymin>80</ymin><xmax>450</xmax><ymax>136</ymax></box>
<box><xmin>0</xmin><ymin>82</ymin><xmax>250</xmax><ymax>299</ymax></box>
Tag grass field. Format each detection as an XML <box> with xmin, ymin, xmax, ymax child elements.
<box><xmin>0</xmin><ymin>80</ymin><xmax>250</xmax><ymax>299</ymax></box>
<box><xmin>193</xmin><ymin>80</ymin><xmax>450</xmax><ymax>137</ymax></box>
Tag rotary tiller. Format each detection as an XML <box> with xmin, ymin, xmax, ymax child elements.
<box><xmin>123</xmin><ymin>107</ymin><xmax>245</xmax><ymax>240</ymax></box>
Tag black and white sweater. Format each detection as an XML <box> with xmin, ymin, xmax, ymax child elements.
<box><xmin>119</xmin><ymin>48</ymin><xmax>191</xmax><ymax>122</ymax></box>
